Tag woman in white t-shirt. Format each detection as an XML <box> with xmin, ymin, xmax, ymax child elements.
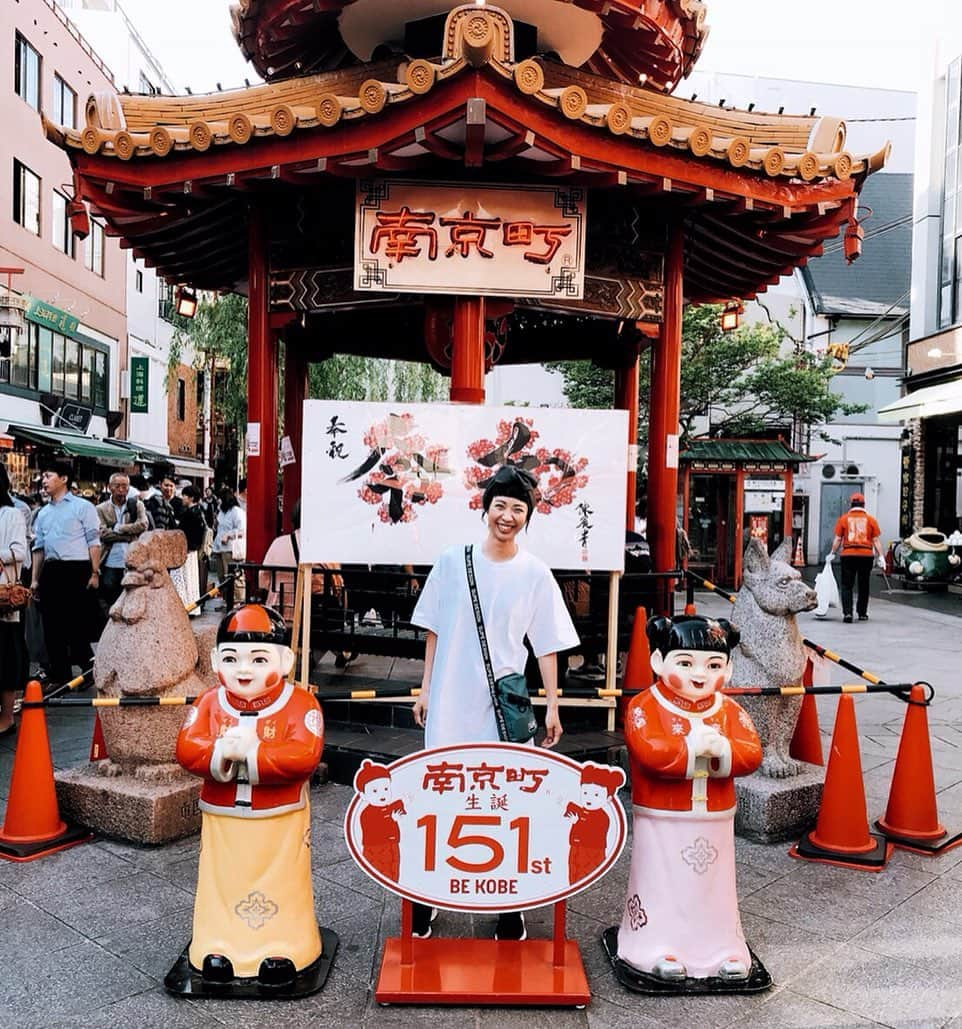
<box><xmin>410</xmin><ymin>465</ymin><xmax>579</xmax><ymax>941</ymax></box>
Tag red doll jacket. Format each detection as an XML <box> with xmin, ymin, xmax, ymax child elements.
<box><xmin>623</xmin><ymin>683</ymin><xmax>762</xmax><ymax>815</ymax></box>
<box><xmin>176</xmin><ymin>682</ymin><xmax>323</xmax><ymax>818</ymax></box>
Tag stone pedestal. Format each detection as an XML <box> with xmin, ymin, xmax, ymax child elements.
<box><xmin>55</xmin><ymin>766</ymin><xmax>201</xmax><ymax>845</ymax></box>
<box><xmin>734</xmin><ymin>764</ymin><xmax>824</xmax><ymax>844</ymax></box>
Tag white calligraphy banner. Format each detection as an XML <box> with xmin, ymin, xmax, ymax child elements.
<box><xmin>300</xmin><ymin>401</ymin><xmax>628</xmax><ymax>570</ymax></box>
<box><xmin>355</xmin><ymin>180</ymin><xmax>586</xmax><ymax>299</ymax></box>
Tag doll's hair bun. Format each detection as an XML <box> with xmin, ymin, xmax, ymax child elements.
<box><xmin>646</xmin><ymin>614</ymin><xmax>740</xmax><ymax>657</ymax></box>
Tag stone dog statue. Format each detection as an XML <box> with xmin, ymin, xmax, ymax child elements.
<box><xmin>730</xmin><ymin>538</ymin><xmax>817</xmax><ymax>778</ymax></box>
<box><xmin>94</xmin><ymin>530</ymin><xmax>212</xmax><ymax>781</ymax></box>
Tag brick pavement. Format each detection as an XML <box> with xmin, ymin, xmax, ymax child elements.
<box><xmin>1</xmin><ymin>589</ymin><xmax>961</xmax><ymax>1028</ymax></box>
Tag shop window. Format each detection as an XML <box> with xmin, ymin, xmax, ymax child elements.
<box><xmin>10</xmin><ymin>322</ymin><xmax>38</xmax><ymax>389</ymax></box>
<box><xmin>84</xmin><ymin>218</ymin><xmax>105</xmax><ymax>276</ymax></box>
<box><xmin>37</xmin><ymin>327</ymin><xmax>52</xmax><ymax>392</ymax></box>
<box><xmin>13</xmin><ymin>159</ymin><xmax>40</xmax><ymax>236</ymax></box>
<box><xmin>64</xmin><ymin>337</ymin><xmax>80</xmax><ymax>399</ymax></box>
<box><xmin>14</xmin><ymin>33</ymin><xmax>40</xmax><ymax>111</ymax></box>
<box><xmin>52</xmin><ymin>190</ymin><xmax>74</xmax><ymax>256</ymax></box>
<box><xmin>80</xmin><ymin>346</ymin><xmax>95</xmax><ymax>404</ymax></box>
<box><xmin>177</xmin><ymin>378</ymin><xmax>186</xmax><ymax>421</ymax></box>
<box><xmin>52</xmin><ymin>74</ymin><xmax>76</xmax><ymax>130</ymax></box>
<box><xmin>50</xmin><ymin>333</ymin><xmax>65</xmax><ymax>394</ymax></box>
<box><xmin>93</xmin><ymin>351</ymin><xmax>107</xmax><ymax>409</ymax></box>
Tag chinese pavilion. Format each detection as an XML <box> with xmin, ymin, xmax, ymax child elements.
<box><xmin>44</xmin><ymin>0</ymin><xmax>888</xmax><ymax>601</ymax></box>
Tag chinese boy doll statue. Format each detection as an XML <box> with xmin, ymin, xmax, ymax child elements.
<box><xmin>165</xmin><ymin>604</ymin><xmax>338</xmax><ymax>998</ymax></box>
<box><xmin>605</xmin><ymin>615</ymin><xmax>772</xmax><ymax>995</ymax></box>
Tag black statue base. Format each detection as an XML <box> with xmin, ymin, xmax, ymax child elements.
<box><xmin>164</xmin><ymin>927</ymin><xmax>339</xmax><ymax>999</ymax></box>
<box><xmin>601</xmin><ymin>927</ymin><xmax>773</xmax><ymax>996</ymax></box>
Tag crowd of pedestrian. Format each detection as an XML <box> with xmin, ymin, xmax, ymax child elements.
<box><xmin>0</xmin><ymin>456</ymin><xmax>249</xmax><ymax>732</ymax></box>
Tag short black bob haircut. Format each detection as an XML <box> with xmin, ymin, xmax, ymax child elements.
<box><xmin>481</xmin><ymin>465</ymin><xmax>538</xmax><ymax>525</ymax></box>
<box><xmin>646</xmin><ymin>615</ymin><xmax>740</xmax><ymax>658</ymax></box>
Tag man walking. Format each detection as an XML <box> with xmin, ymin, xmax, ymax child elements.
<box><xmin>30</xmin><ymin>460</ymin><xmax>102</xmax><ymax>684</ymax></box>
<box><xmin>96</xmin><ymin>473</ymin><xmax>148</xmax><ymax>617</ymax></box>
<box><xmin>828</xmin><ymin>492</ymin><xmax>885</xmax><ymax>623</ymax></box>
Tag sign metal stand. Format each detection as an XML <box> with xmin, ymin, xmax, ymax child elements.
<box><xmin>375</xmin><ymin>897</ymin><xmax>590</xmax><ymax>1006</ymax></box>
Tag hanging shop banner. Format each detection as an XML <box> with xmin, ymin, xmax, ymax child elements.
<box><xmin>355</xmin><ymin>180</ymin><xmax>586</xmax><ymax>299</ymax></box>
<box><xmin>129</xmin><ymin>356</ymin><xmax>149</xmax><ymax>414</ymax></box>
<box><xmin>345</xmin><ymin>743</ymin><xmax>627</xmax><ymax>913</ymax></box>
<box><xmin>300</xmin><ymin>401</ymin><xmax>628</xmax><ymax>570</ymax></box>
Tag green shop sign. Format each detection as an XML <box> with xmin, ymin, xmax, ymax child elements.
<box><xmin>25</xmin><ymin>298</ymin><xmax>81</xmax><ymax>338</ymax></box>
<box><xmin>130</xmin><ymin>356</ymin><xmax>149</xmax><ymax>413</ymax></box>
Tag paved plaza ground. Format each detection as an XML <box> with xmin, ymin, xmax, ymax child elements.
<box><xmin>1</xmin><ymin>584</ymin><xmax>961</xmax><ymax>1028</ymax></box>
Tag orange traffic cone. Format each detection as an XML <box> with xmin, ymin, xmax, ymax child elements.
<box><xmin>0</xmin><ymin>681</ymin><xmax>93</xmax><ymax>862</ymax></box>
<box><xmin>792</xmin><ymin>535</ymin><xmax>805</xmax><ymax>568</ymax></box>
<box><xmin>89</xmin><ymin>712</ymin><xmax>108</xmax><ymax>762</ymax></box>
<box><xmin>789</xmin><ymin>661</ymin><xmax>824</xmax><ymax>766</ymax></box>
<box><xmin>789</xmin><ymin>695</ymin><xmax>890</xmax><ymax>871</ymax></box>
<box><xmin>621</xmin><ymin>607</ymin><xmax>652</xmax><ymax>691</ymax></box>
<box><xmin>875</xmin><ymin>685</ymin><xmax>962</xmax><ymax>855</ymax></box>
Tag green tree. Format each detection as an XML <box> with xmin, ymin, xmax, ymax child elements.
<box><xmin>547</xmin><ymin>303</ymin><xmax>865</xmax><ymax>453</ymax></box>
<box><xmin>172</xmin><ymin>294</ymin><xmax>446</xmax><ymax>436</ymax></box>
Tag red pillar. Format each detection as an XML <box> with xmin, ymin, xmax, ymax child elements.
<box><xmin>449</xmin><ymin>296</ymin><xmax>486</xmax><ymax>403</ymax></box>
<box><xmin>614</xmin><ymin>353</ymin><xmax>640</xmax><ymax>533</ymax></box>
<box><xmin>282</xmin><ymin>341</ymin><xmax>307</xmax><ymax>534</ymax></box>
<box><xmin>782</xmin><ymin>467</ymin><xmax>794</xmax><ymax>545</ymax></box>
<box><xmin>648</xmin><ymin>225</ymin><xmax>684</xmax><ymax>613</ymax></box>
<box><xmin>246</xmin><ymin>206</ymin><xmax>278</xmax><ymax>564</ymax></box>
<box><xmin>734</xmin><ymin>467</ymin><xmax>746</xmax><ymax>588</ymax></box>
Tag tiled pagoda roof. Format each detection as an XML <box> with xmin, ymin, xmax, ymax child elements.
<box><xmin>229</xmin><ymin>0</ymin><xmax>709</xmax><ymax>92</ymax></box>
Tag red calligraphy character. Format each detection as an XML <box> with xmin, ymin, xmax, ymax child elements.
<box><xmin>465</xmin><ymin>794</ymin><xmax>482</xmax><ymax>810</ymax></box>
<box><xmin>440</xmin><ymin>211</ymin><xmax>502</xmax><ymax>258</ymax></box>
<box><xmin>506</xmin><ymin>767</ymin><xmax>550</xmax><ymax>793</ymax></box>
<box><xmin>502</xmin><ymin>221</ymin><xmax>573</xmax><ymax>265</ymax></box>
<box><xmin>422</xmin><ymin>761</ymin><xmax>465</xmax><ymax>794</ymax></box>
<box><xmin>468</xmin><ymin>763</ymin><xmax>504</xmax><ymax>791</ymax></box>
<box><xmin>370</xmin><ymin>206</ymin><xmax>438</xmax><ymax>263</ymax></box>
<box><xmin>489</xmin><ymin>793</ymin><xmax>509</xmax><ymax>812</ymax></box>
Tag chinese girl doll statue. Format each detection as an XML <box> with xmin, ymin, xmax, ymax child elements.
<box><xmin>608</xmin><ymin>615</ymin><xmax>771</xmax><ymax>994</ymax></box>
<box><xmin>166</xmin><ymin>604</ymin><xmax>337</xmax><ymax>997</ymax></box>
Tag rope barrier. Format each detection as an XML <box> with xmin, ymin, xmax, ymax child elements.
<box><xmin>684</xmin><ymin>570</ymin><xmax>889</xmax><ymax>688</ymax></box>
<box><xmin>24</xmin><ymin>679</ymin><xmax>932</xmax><ymax>709</ymax></box>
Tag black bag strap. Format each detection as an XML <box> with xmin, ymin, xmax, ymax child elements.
<box><xmin>464</xmin><ymin>545</ymin><xmax>508</xmax><ymax>741</ymax></box>
<box><xmin>291</xmin><ymin>531</ymin><xmax>300</xmax><ymax>564</ymax></box>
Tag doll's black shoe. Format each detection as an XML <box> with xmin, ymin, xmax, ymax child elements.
<box><xmin>258</xmin><ymin>956</ymin><xmax>297</xmax><ymax>987</ymax></box>
<box><xmin>201</xmin><ymin>954</ymin><xmax>234</xmax><ymax>983</ymax></box>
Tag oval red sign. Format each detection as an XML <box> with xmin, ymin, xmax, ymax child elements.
<box><xmin>344</xmin><ymin>742</ymin><xmax>627</xmax><ymax>912</ymax></box>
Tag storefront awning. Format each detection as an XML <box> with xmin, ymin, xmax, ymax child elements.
<box><xmin>5</xmin><ymin>423</ymin><xmax>130</xmax><ymax>462</ymax></box>
<box><xmin>168</xmin><ymin>455</ymin><xmax>214</xmax><ymax>479</ymax></box>
<box><xmin>877</xmin><ymin>380</ymin><xmax>962</xmax><ymax>421</ymax></box>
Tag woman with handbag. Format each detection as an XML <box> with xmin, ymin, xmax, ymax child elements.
<box><xmin>0</xmin><ymin>464</ymin><xmax>29</xmax><ymax>735</ymax></box>
<box><xmin>410</xmin><ymin>465</ymin><xmax>579</xmax><ymax>941</ymax></box>
<box><xmin>212</xmin><ymin>489</ymin><xmax>246</xmax><ymax>610</ymax></box>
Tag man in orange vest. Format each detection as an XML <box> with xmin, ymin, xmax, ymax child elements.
<box><xmin>827</xmin><ymin>492</ymin><xmax>885</xmax><ymax>623</ymax></box>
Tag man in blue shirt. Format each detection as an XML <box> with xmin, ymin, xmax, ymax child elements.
<box><xmin>30</xmin><ymin>460</ymin><xmax>101</xmax><ymax>684</ymax></box>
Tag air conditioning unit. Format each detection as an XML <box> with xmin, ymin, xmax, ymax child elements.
<box><xmin>821</xmin><ymin>461</ymin><xmax>862</xmax><ymax>480</ymax></box>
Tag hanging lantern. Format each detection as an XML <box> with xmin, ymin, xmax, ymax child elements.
<box><xmin>175</xmin><ymin>286</ymin><xmax>198</xmax><ymax>319</ymax></box>
<box><xmin>720</xmin><ymin>300</ymin><xmax>744</xmax><ymax>332</ymax></box>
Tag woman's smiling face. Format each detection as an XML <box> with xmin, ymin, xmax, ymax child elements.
<box><xmin>486</xmin><ymin>495</ymin><xmax>529</xmax><ymax>543</ymax></box>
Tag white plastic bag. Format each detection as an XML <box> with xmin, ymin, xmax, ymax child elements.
<box><xmin>813</xmin><ymin>555</ymin><xmax>840</xmax><ymax>619</ymax></box>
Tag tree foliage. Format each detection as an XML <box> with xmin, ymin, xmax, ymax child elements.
<box><xmin>547</xmin><ymin>304</ymin><xmax>865</xmax><ymax>455</ymax></box>
<box><xmin>172</xmin><ymin>294</ymin><xmax>446</xmax><ymax>440</ymax></box>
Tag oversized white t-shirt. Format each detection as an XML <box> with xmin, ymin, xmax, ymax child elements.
<box><xmin>411</xmin><ymin>542</ymin><xmax>580</xmax><ymax>748</ymax></box>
